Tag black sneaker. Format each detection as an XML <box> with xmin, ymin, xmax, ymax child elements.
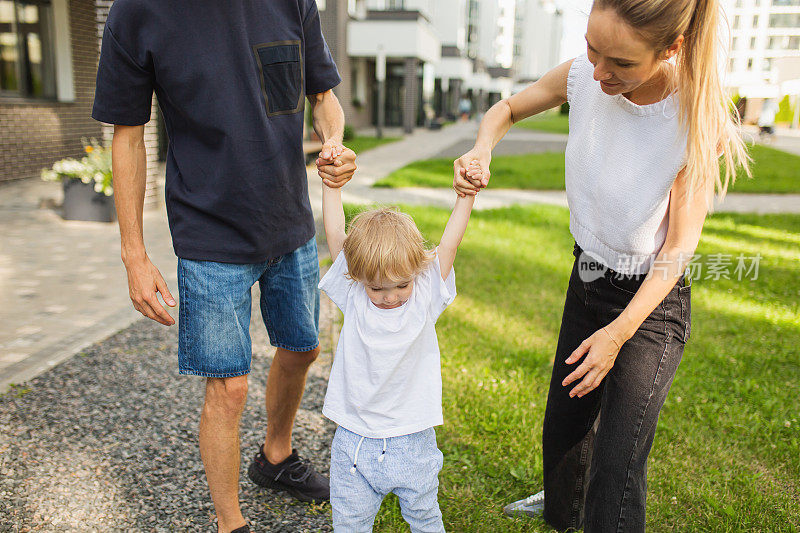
<box><xmin>247</xmin><ymin>446</ymin><xmax>329</xmax><ymax>503</ymax></box>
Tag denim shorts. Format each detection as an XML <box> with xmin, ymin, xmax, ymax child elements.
<box><xmin>330</xmin><ymin>426</ymin><xmax>445</xmax><ymax>532</ymax></box>
<box><xmin>177</xmin><ymin>236</ymin><xmax>320</xmax><ymax>378</ymax></box>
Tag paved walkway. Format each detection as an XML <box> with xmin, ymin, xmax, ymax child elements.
<box><xmin>744</xmin><ymin>125</ymin><xmax>800</xmax><ymax>157</ymax></box>
<box><xmin>0</xmin><ymin>178</ymin><xmax>177</xmax><ymax>392</ymax></box>
<box><xmin>2</xmin><ymin>121</ymin><xmax>799</xmax><ymax>392</ymax></box>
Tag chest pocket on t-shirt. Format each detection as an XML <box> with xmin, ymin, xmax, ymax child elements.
<box><xmin>253</xmin><ymin>40</ymin><xmax>304</xmax><ymax>117</ymax></box>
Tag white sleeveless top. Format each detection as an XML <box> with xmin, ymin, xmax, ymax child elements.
<box><xmin>565</xmin><ymin>54</ymin><xmax>687</xmax><ymax>275</ymax></box>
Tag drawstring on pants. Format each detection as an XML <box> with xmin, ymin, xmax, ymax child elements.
<box><xmin>350</xmin><ymin>436</ymin><xmax>388</xmax><ymax>474</ymax></box>
<box><xmin>350</xmin><ymin>436</ymin><xmax>365</xmax><ymax>474</ymax></box>
<box><xmin>378</xmin><ymin>438</ymin><xmax>387</xmax><ymax>463</ymax></box>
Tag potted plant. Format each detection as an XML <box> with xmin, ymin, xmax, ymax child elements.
<box><xmin>41</xmin><ymin>139</ymin><xmax>116</xmax><ymax>222</ymax></box>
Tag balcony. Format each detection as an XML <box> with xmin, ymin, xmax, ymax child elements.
<box><xmin>347</xmin><ymin>10</ymin><xmax>440</xmax><ymax>63</ymax></box>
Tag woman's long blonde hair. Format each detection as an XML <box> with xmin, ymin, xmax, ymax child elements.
<box><xmin>595</xmin><ymin>0</ymin><xmax>751</xmax><ymax>202</ymax></box>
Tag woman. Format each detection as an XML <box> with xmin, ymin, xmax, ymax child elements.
<box><xmin>453</xmin><ymin>0</ymin><xmax>749</xmax><ymax>531</ymax></box>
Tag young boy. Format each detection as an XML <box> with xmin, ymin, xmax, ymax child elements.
<box><xmin>318</xmin><ymin>162</ymin><xmax>480</xmax><ymax>532</ymax></box>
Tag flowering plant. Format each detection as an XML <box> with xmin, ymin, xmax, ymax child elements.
<box><xmin>41</xmin><ymin>138</ymin><xmax>113</xmax><ymax>196</ymax></box>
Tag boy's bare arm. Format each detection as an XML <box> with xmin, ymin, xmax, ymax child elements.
<box><xmin>437</xmin><ymin>194</ymin><xmax>475</xmax><ymax>280</ymax></box>
<box><xmin>322</xmin><ymin>183</ymin><xmax>347</xmax><ymax>261</ymax></box>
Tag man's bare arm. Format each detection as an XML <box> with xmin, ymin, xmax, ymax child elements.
<box><xmin>113</xmin><ymin>124</ymin><xmax>176</xmax><ymax>326</ymax></box>
<box><xmin>113</xmin><ymin>125</ymin><xmax>148</xmax><ymax>263</ymax></box>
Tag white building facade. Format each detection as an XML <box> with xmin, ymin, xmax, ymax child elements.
<box><xmin>513</xmin><ymin>0</ymin><xmax>564</xmax><ymax>88</ymax></box>
<box><xmin>724</xmin><ymin>0</ymin><xmax>800</xmax><ymax>125</ymax></box>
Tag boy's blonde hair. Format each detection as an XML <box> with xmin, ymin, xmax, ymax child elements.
<box><xmin>343</xmin><ymin>207</ymin><xmax>434</xmax><ymax>284</ymax></box>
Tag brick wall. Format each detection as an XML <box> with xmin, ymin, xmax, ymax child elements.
<box><xmin>0</xmin><ymin>0</ymin><xmax>102</xmax><ymax>184</ymax></box>
<box><xmin>0</xmin><ymin>0</ymin><xmax>161</xmax><ymax>208</ymax></box>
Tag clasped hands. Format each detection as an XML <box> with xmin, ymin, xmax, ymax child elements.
<box><xmin>316</xmin><ymin>139</ymin><xmax>357</xmax><ymax>188</ymax></box>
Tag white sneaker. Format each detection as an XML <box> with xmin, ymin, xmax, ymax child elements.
<box><xmin>503</xmin><ymin>490</ymin><xmax>545</xmax><ymax>518</ymax></box>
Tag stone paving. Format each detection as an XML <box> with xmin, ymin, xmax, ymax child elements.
<box><xmin>0</xmin><ymin>178</ymin><xmax>176</xmax><ymax>391</ymax></box>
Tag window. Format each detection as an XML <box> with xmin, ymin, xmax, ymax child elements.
<box><xmin>733</xmin><ymin>36</ymin><xmax>739</xmax><ymax>49</ymax></box>
<box><xmin>772</xmin><ymin>0</ymin><xmax>800</xmax><ymax>5</ymax></box>
<box><xmin>729</xmin><ymin>58</ymin><xmax>736</xmax><ymax>71</ymax></box>
<box><xmin>770</xmin><ymin>13</ymin><xmax>800</xmax><ymax>27</ymax></box>
<box><xmin>750</xmin><ymin>36</ymin><xmax>756</xmax><ymax>48</ymax></box>
<box><xmin>0</xmin><ymin>0</ymin><xmax>55</xmax><ymax>98</ymax></box>
<box><xmin>747</xmin><ymin>57</ymin><xmax>753</xmax><ymax>69</ymax></box>
<box><xmin>733</xmin><ymin>15</ymin><xmax>741</xmax><ymax>28</ymax></box>
<box><xmin>768</xmin><ymin>35</ymin><xmax>800</xmax><ymax>49</ymax></box>
<box><xmin>752</xmin><ymin>14</ymin><xmax>759</xmax><ymax>27</ymax></box>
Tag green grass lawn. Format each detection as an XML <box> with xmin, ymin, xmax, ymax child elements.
<box><xmin>339</xmin><ymin>203</ymin><xmax>800</xmax><ymax>531</ymax></box>
<box><xmin>373</xmin><ymin>153</ymin><xmax>567</xmax><ymax>189</ymax></box>
<box><xmin>514</xmin><ymin>113</ymin><xmax>570</xmax><ymax>134</ymax></box>
<box><xmin>731</xmin><ymin>144</ymin><xmax>800</xmax><ymax>194</ymax></box>
<box><xmin>374</xmin><ymin>144</ymin><xmax>800</xmax><ymax>194</ymax></box>
<box><xmin>346</xmin><ymin>135</ymin><xmax>400</xmax><ymax>155</ymax></box>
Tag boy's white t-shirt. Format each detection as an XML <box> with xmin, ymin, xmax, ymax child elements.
<box><xmin>318</xmin><ymin>249</ymin><xmax>456</xmax><ymax>439</ymax></box>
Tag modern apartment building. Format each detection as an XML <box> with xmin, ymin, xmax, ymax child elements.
<box><xmin>477</xmin><ymin>0</ymin><xmax>517</xmax><ymax>69</ymax></box>
<box><xmin>318</xmin><ymin>0</ymin><xmax>440</xmax><ymax>132</ymax></box>
<box><xmin>473</xmin><ymin>0</ymin><xmax>516</xmax><ymax>108</ymax></box>
<box><xmin>513</xmin><ymin>0</ymin><xmax>564</xmax><ymax>86</ymax></box>
<box><xmin>429</xmin><ymin>0</ymin><xmax>472</xmax><ymax>119</ymax></box>
<box><xmin>725</xmin><ymin>0</ymin><xmax>800</xmax><ymax>124</ymax></box>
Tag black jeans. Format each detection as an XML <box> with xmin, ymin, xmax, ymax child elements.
<box><xmin>542</xmin><ymin>243</ymin><xmax>691</xmax><ymax>532</ymax></box>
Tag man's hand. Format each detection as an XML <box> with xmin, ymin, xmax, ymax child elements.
<box><xmin>123</xmin><ymin>255</ymin><xmax>176</xmax><ymax>326</ymax></box>
<box><xmin>316</xmin><ymin>139</ymin><xmax>356</xmax><ymax>188</ymax></box>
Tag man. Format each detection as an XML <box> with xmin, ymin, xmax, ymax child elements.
<box><xmin>91</xmin><ymin>1</ymin><xmax>355</xmax><ymax>532</ymax></box>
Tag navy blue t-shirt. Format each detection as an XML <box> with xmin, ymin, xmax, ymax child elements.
<box><xmin>92</xmin><ymin>0</ymin><xmax>341</xmax><ymax>263</ymax></box>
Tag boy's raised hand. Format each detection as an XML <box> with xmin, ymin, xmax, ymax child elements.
<box><xmin>453</xmin><ymin>148</ymin><xmax>491</xmax><ymax>197</ymax></box>
<box><xmin>317</xmin><ymin>139</ymin><xmax>357</xmax><ymax>189</ymax></box>
<box><xmin>465</xmin><ymin>160</ymin><xmax>485</xmax><ymax>187</ymax></box>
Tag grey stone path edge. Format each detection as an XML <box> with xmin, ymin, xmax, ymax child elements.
<box><xmin>0</xmin><ymin>290</ymin><xmax>339</xmax><ymax>532</ymax></box>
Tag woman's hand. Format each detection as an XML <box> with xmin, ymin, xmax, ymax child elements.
<box><xmin>562</xmin><ymin>327</ymin><xmax>624</xmax><ymax>398</ymax></box>
<box><xmin>453</xmin><ymin>147</ymin><xmax>491</xmax><ymax>197</ymax></box>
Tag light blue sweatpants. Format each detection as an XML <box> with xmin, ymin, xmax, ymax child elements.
<box><xmin>330</xmin><ymin>425</ymin><xmax>445</xmax><ymax>533</ymax></box>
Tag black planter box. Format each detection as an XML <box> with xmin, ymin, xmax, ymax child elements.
<box><xmin>62</xmin><ymin>179</ymin><xmax>116</xmax><ymax>222</ymax></box>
